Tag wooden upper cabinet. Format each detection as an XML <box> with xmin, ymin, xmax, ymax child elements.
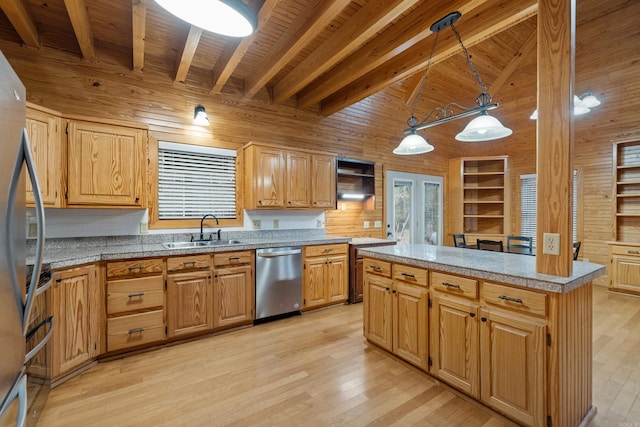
<box><xmin>312</xmin><ymin>155</ymin><xmax>336</xmax><ymax>209</ymax></box>
<box><xmin>26</xmin><ymin>104</ymin><xmax>63</xmax><ymax>207</ymax></box>
<box><xmin>66</xmin><ymin>119</ymin><xmax>146</xmax><ymax>208</ymax></box>
<box><xmin>244</xmin><ymin>142</ymin><xmax>335</xmax><ymax>210</ymax></box>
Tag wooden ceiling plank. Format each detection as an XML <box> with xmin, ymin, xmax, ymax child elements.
<box><xmin>244</xmin><ymin>0</ymin><xmax>350</xmax><ymax>99</ymax></box>
<box><xmin>211</xmin><ymin>0</ymin><xmax>280</xmax><ymax>93</ymax></box>
<box><xmin>298</xmin><ymin>0</ymin><xmax>488</xmax><ymax>109</ymax></box>
<box><xmin>273</xmin><ymin>0</ymin><xmax>423</xmax><ymax>105</ymax></box>
<box><xmin>1</xmin><ymin>0</ymin><xmax>40</xmax><ymax>47</ymax></box>
<box><xmin>63</xmin><ymin>0</ymin><xmax>95</xmax><ymax>61</ymax></box>
<box><xmin>132</xmin><ymin>0</ymin><xmax>147</xmax><ymax>72</ymax></box>
<box><xmin>403</xmin><ymin>72</ymin><xmax>424</xmax><ymax>107</ymax></box>
<box><xmin>320</xmin><ymin>0</ymin><xmax>538</xmax><ymax>116</ymax></box>
<box><xmin>175</xmin><ymin>25</ymin><xmax>203</xmax><ymax>83</ymax></box>
<box><xmin>488</xmin><ymin>28</ymin><xmax>537</xmax><ymax>95</ymax></box>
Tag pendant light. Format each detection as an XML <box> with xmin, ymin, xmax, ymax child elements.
<box><xmin>155</xmin><ymin>0</ymin><xmax>258</xmax><ymax>38</ymax></box>
<box><xmin>194</xmin><ymin>105</ymin><xmax>209</xmax><ymax>125</ymax></box>
<box><xmin>529</xmin><ymin>92</ymin><xmax>602</xmax><ymax>120</ymax></box>
<box><xmin>399</xmin><ymin>11</ymin><xmax>512</xmax><ymax>151</ymax></box>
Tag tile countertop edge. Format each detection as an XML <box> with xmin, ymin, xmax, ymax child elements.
<box><xmin>30</xmin><ymin>236</ymin><xmax>352</xmax><ymax>270</ymax></box>
<box><xmin>358</xmin><ymin>244</ymin><xmax>606</xmax><ymax>294</ymax></box>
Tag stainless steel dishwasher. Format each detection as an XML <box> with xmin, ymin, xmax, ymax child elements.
<box><xmin>255</xmin><ymin>247</ymin><xmax>302</xmax><ymax>321</ymax></box>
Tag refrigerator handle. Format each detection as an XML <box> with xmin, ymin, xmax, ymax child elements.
<box><xmin>25</xmin><ymin>316</ymin><xmax>53</xmax><ymax>363</ymax></box>
<box><xmin>0</xmin><ymin>374</ymin><xmax>27</xmax><ymax>427</ymax></box>
<box><xmin>6</xmin><ymin>128</ymin><xmax>46</xmax><ymax>334</ymax></box>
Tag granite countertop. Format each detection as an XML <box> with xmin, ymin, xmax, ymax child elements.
<box><xmin>358</xmin><ymin>244</ymin><xmax>606</xmax><ymax>294</ymax></box>
<box><xmin>349</xmin><ymin>237</ymin><xmax>396</xmax><ymax>245</ymax></box>
<box><xmin>30</xmin><ymin>235</ymin><xmax>352</xmax><ymax>270</ymax></box>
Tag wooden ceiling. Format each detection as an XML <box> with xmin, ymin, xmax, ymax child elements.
<box><xmin>0</xmin><ymin>0</ymin><xmax>538</xmax><ymax>116</ymax></box>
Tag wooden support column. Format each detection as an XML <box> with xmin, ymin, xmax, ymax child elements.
<box><xmin>536</xmin><ymin>0</ymin><xmax>575</xmax><ymax>277</ymax></box>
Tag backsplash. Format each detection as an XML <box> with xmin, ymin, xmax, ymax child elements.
<box><xmin>27</xmin><ymin>208</ymin><xmax>325</xmax><ymax>239</ymax></box>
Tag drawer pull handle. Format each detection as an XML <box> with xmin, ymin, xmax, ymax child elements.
<box><xmin>323</xmin><ymin>248</ymin><xmax>333</xmax><ymax>253</ymax></box>
<box><xmin>370</xmin><ymin>265</ymin><xmax>381</xmax><ymax>271</ymax></box>
<box><xmin>128</xmin><ymin>265</ymin><xmax>144</xmax><ymax>271</ymax></box>
<box><xmin>128</xmin><ymin>328</ymin><xmax>145</xmax><ymax>335</ymax></box>
<box><xmin>442</xmin><ymin>282</ymin><xmax>461</xmax><ymax>290</ymax></box>
<box><xmin>128</xmin><ymin>292</ymin><xmax>145</xmax><ymax>298</ymax></box>
<box><xmin>401</xmin><ymin>273</ymin><xmax>415</xmax><ymax>278</ymax></box>
<box><xmin>628</xmin><ymin>250</ymin><xmax>639</xmax><ymax>254</ymax></box>
<box><xmin>498</xmin><ymin>295</ymin><xmax>523</xmax><ymax>304</ymax></box>
<box><xmin>229</xmin><ymin>257</ymin><xmax>240</xmax><ymax>261</ymax></box>
<box><xmin>183</xmin><ymin>261</ymin><xmax>196</xmax><ymax>266</ymax></box>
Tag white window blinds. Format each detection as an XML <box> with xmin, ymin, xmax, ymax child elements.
<box><xmin>158</xmin><ymin>141</ymin><xmax>237</xmax><ymax>220</ymax></box>
<box><xmin>520</xmin><ymin>171</ymin><xmax>578</xmax><ymax>246</ymax></box>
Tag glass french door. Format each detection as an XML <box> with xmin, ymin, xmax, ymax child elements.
<box><xmin>385</xmin><ymin>171</ymin><xmax>443</xmax><ymax>245</ymax></box>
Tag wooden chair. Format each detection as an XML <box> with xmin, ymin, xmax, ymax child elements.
<box><xmin>573</xmin><ymin>242</ymin><xmax>581</xmax><ymax>261</ymax></box>
<box><xmin>507</xmin><ymin>235</ymin><xmax>532</xmax><ymax>251</ymax></box>
<box><xmin>476</xmin><ymin>239</ymin><xmax>504</xmax><ymax>252</ymax></box>
<box><xmin>453</xmin><ymin>234</ymin><xmax>466</xmax><ymax>248</ymax></box>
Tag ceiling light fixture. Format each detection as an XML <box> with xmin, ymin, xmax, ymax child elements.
<box><xmin>529</xmin><ymin>92</ymin><xmax>601</xmax><ymax>120</ymax></box>
<box><xmin>194</xmin><ymin>105</ymin><xmax>209</xmax><ymax>126</ymax></box>
<box><xmin>396</xmin><ymin>11</ymin><xmax>512</xmax><ymax>154</ymax></box>
<box><xmin>155</xmin><ymin>0</ymin><xmax>258</xmax><ymax>38</ymax></box>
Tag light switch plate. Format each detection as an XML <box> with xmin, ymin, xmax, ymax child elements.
<box><xmin>364</xmin><ymin>221</ymin><xmax>370</xmax><ymax>229</ymax></box>
<box><xmin>374</xmin><ymin>220</ymin><xmax>382</xmax><ymax>228</ymax></box>
<box><xmin>273</xmin><ymin>219</ymin><xmax>279</xmax><ymax>229</ymax></box>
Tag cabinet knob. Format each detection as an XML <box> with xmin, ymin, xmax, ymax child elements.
<box><xmin>481</xmin><ymin>317</ymin><xmax>487</xmax><ymax>322</ymax></box>
<box><xmin>258</xmin><ymin>200</ymin><xmax>262</xmax><ymax>205</ymax></box>
<box><xmin>469</xmin><ymin>312</ymin><xmax>476</xmax><ymax>317</ymax></box>
<box><xmin>135</xmin><ymin>196</ymin><xmax>140</xmax><ymax>202</ymax></box>
<box><xmin>385</xmin><ymin>287</ymin><xmax>390</xmax><ymax>291</ymax></box>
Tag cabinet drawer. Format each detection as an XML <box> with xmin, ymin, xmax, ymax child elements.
<box><xmin>107</xmin><ymin>276</ymin><xmax>164</xmax><ymax>315</ymax></box>
<box><xmin>213</xmin><ymin>251</ymin><xmax>253</xmax><ymax>267</ymax></box>
<box><xmin>392</xmin><ymin>264</ymin><xmax>428</xmax><ymax>286</ymax></box>
<box><xmin>482</xmin><ymin>282</ymin><xmax>547</xmax><ymax>318</ymax></box>
<box><xmin>167</xmin><ymin>254</ymin><xmax>211</xmax><ymax>272</ymax></box>
<box><xmin>304</xmin><ymin>243</ymin><xmax>348</xmax><ymax>257</ymax></box>
<box><xmin>610</xmin><ymin>244</ymin><xmax>640</xmax><ymax>257</ymax></box>
<box><xmin>431</xmin><ymin>271</ymin><xmax>478</xmax><ymax>300</ymax></box>
<box><xmin>107</xmin><ymin>258</ymin><xmax>163</xmax><ymax>278</ymax></box>
<box><xmin>363</xmin><ymin>258</ymin><xmax>391</xmax><ymax>278</ymax></box>
<box><xmin>107</xmin><ymin>310</ymin><xmax>164</xmax><ymax>352</ymax></box>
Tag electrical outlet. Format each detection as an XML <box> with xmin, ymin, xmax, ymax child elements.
<box><xmin>273</xmin><ymin>219</ymin><xmax>279</xmax><ymax>229</ymax></box>
<box><xmin>139</xmin><ymin>221</ymin><xmax>148</xmax><ymax>234</ymax></box>
<box><xmin>543</xmin><ymin>233</ymin><xmax>560</xmax><ymax>255</ymax></box>
<box><xmin>364</xmin><ymin>221</ymin><xmax>370</xmax><ymax>229</ymax></box>
<box><xmin>341</xmin><ymin>203</ymin><xmax>346</xmax><ymax>211</ymax></box>
<box><xmin>316</xmin><ymin>219</ymin><xmax>324</xmax><ymax>228</ymax></box>
<box><xmin>28</xmin><ymin>223</ymin><xmax>37</xmax><ymax>238</ymax></box>
<box><xmin>374</xmin><ymin>220</ymin><xmax>382</xmax><ymax>228</ymax></box>
<box><xmin>252</xmin><ymin>220</ymin><xmax>261</xmax><ymax>230</ymax></box>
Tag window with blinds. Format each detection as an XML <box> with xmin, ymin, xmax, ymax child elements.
<box><xmin>158</xmin><ymin>141</ymin><xmax>237</xmax><ymax>220</ymax></box>
<box><xmin>520</xmin><ymin>170</ymin><xmax>578</xmax><ymax>246</ymax></box>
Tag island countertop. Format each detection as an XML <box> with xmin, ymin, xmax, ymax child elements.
<box><xmin>358</xmin><ymin>244</ymin><xmax>606</xmax><ymax>293</ymax></box>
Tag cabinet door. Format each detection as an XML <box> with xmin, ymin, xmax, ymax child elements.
<box><xmin>67</xmin><ymin>120</ymin><xmax>145</xmax><ymax>207</ymax></box>
<box><xmin>286</xmin><ymin>152</ymin><xmax>310</xmax><ymax>208</ymax></box>
<box><xmin>254</xmin><ymin>147</ymin><xmax>285</xmax><ymax>207</ymax></box>
<box><xmin>363</xmin><ymin>274</ymin><xmax>393</xmax><ymax>351</ymax></box>
<box><xmin>26</xmin><ymin>107</ymin><xmax>63</xmax><ymax>207</ymax></box>
<box><xmin>167</xmin><ymin>271</ymin><xmax>213</xmax><ymax>337</ymax></box>
<box><xmin>51</xmin><ymin>265</ymin><xmax>99</xmax><ymax>378</ymax></box>
<box><xmin>213</xmin><ymin>264</ymin><xmax>254</xmax><ymax>328</ymax></box>
<box><xmin>610</xmin><ymin>255</ymin><xmax>640</xmax><ymax>294</ymax></box>
<box><xmin>393</xmin><ymin>282</ymin><xmax>428</xmax><ymax>370</ymax></box>
<box><xmin>303</xmin><ymin>256</ymin><xmax>326</xmax><ymax>308</ymax></box>
<box><xmin>430</xmin><ymin>295</ymin><xmax>480</xmax><ymax>397</ymax></box>
<box><xmin>326</xmin><ymin>254</ymin><xmax>348</xmax><ymax>303</ymax></box>
<box><xmin>312</xmin><ymin>155</ymin><xmax>336</xmax><ymax>208</ymax></box>
<box><xmin>480</xmin><ymin>308</ymin><xmax>545</xmax><ymax>426</ymax></box>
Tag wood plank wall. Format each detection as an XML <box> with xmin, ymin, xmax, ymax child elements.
<box><xmin>1</xmin><ymin>0</ymin><xmax>637</xmax><ymax>286</ymax></box>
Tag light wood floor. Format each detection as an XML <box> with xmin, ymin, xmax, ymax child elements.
<box><xmin>38</xmin><ymin>285</ymin><xmax>639</xmax><ymax>427</ymax></box>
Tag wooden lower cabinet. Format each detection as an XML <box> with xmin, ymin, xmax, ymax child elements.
<box><xmin>363</xmin><ymin>274</ymin><xmax>393</xmax><ymax>351</ymax></box>
<box><xmin>303</xmin><ymin>244</ymin><xmax>348</xmax><ymax>309</ymax></box>
<box><xmin>51</xmin><ymin>264</ymin><xmax>100</xmax><ymax>379</ymax></box>
<box><xmin>479</xmin><ymin>308</ymin><xmax>546</xmax><ymax>426</ymax></box>
<box><xmin>609</xmin><ymin>242</ymin><xmax>640</xmax><ymax>294</ymax></box>
<box><xmin>213</xmin><ymin>261</ymin><xmax>254</xmax><ymax>329</ymax></box>
<box><xmin>167</xmin><ymin>270</ymin><xmax>214</xmax><ymax>337</ymax></box>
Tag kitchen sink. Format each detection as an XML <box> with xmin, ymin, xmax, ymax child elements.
<box><xmin>162</xmin><ymin>240</ymin><xmax>241</xmax><ymax>249</ymax></box>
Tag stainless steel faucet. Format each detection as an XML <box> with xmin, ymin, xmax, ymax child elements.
<box><xmin>197</xmin><ymin>214</ymin><xmax>219</xmax><ymax>241</ymax></box>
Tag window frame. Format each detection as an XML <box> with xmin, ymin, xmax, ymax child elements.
<box><xmin>149</xmin><ymin>132</ymin><xmax>244</xmax><ymax>230</ymax></box>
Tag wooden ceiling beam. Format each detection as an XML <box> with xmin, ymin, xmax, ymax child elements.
<box><xmin>175</xmin><ymin>25</ymin><xmax>203</xmax><ymax>83</ymax></box>
<box><xmin>298</xmin><ymin>0</ymin><xmax>488</xmax><ymax>109</ymax></box>
<box><xmin>0</xmin><ymin>0</ymin><xmax>40</xmax><ymax>47</ymax></box>
<box><xmin>243</xmin><ymin>0</ymin><xmax>350</xmax><ymax>100</ymax></box>
<box><xmin>488</xmin><ymin>27</ymin><xmax>537</xmax><ymax>95</ymax></box>
<box><xmin>273</xmin><ymin>0</ymin><xmax>422</xmax><ymax>105</ymax></box>
<box><xmin>63</xmin><ymin>0</ymin><xmax>95</xmax><ymax>61</ymax></box>
<box><xmin>211</xmin><ymin>0</ymin><xmax>280</xmax><ymax>93</ymax></box>
<box><xmin>320</xmin><ymin>0</ymin><xmax>537</xmax><ymax>116</ymax></box>
<box><xmin>132</xmin><ymin>0</ymin><xmax>147</xmax><ymax>72</ymax></box>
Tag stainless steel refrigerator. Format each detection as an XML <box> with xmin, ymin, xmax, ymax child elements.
<box><xmin>0</xmin><ymin>51</ymin><xmax>50</xmax><ymax>427</ymax></box>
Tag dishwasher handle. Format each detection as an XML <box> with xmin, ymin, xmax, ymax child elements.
<box><xmin>257</xmin><ymin>249</ymin><xmax>302</xmax><ymax>258</ymax></box>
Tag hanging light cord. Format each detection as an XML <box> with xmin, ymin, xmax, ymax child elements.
<box><xmin>408</xmin><ymin>31</ymin><xmax>440</xmax><ymax>127</ymax></box>
<box><xmin>451</xmin><ymin>23</ymin><xmax>491</xmax><ymax>107</ymax></box>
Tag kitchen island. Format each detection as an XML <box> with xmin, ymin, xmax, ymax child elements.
<box><xmin>359</xmin><ymin>244</ymin><xmax>605</xmax><ymax>427</ymax></box>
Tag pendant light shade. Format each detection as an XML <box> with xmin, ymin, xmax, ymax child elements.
<box><xmin>155</xmin><ymin>0</ymin><xmax>258</xmax><ymax>37</ymax></box>
<box><xmin>393</xmin><ymin>132</ymin><xmax>434</xmax><ymax>155</ymax></box>
<box><xmin>194</xmin><ymin>105</ymin><xmax>209</xmax><ymax>125</ymax></box>
<box><xmin>455</xmin><ymin>113</ymin><xmax>512</xmax><ymax>142</ymax></box>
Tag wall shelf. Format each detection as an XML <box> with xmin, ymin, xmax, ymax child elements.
<box><xmin>613</xmin><ymin>138</ymin><xmax>640</xmax><ymax>242</ymax></box>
